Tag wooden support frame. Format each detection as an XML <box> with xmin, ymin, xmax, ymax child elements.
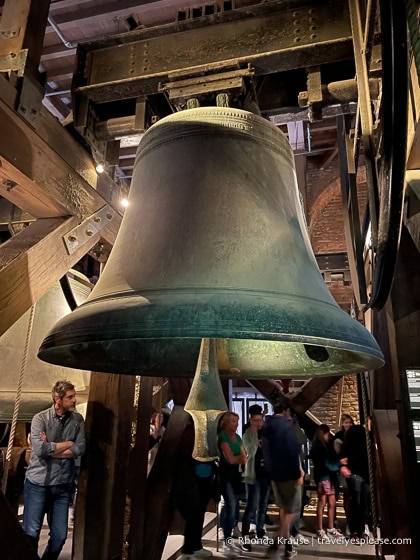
<box><xmin>137</xmin><ymin>406</ymin><xmax>191</xmax><ymax>560</ymax></box>
<box><xmin>0</xmin><ymin>94</ymin><xmax>122</xmax><ymax>227</ymax></box>
<box><xmin>0</xmin><ymin>74</ymin><xmax>122</xmax><ymax>334</ymax></box>
<box><xmin>289</xmin><ymin>376</ymin><xmax>342</xmax><ymax>414</ymax></box>
<box><xmin>0</xmin><ymin>0</ymin><xmax>51</xmax><ymax>68</ymax></box>
<box><xmin>73</xmin><ymin>0</ymin><xmax>353</xmax><ymax>104</ymax></box>
<box><xmin>337</xmin><ymin>114</ymin><xmax>367</xmax><ymax>306</ymax></box>
<box><xmin>0</xmin><ymin>492</ymin><xmax>40</xmax><ymax>559</ymax></box>
<box><xmin>73</xmin><ymin>372</ymin><xmax>135</xmax><ymax>560</ymax></box>
<box><xmin>127</xmin><ymin>377</ymin><xmax>154</xmax><ymax>560</ymax></box>
<box><xmin>0</xmin><ymin>216</ymin><xmax>108</xmax><ymax>336</ymax></box>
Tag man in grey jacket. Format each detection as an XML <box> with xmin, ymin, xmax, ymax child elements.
<box><xmin>23</xmin><ymin>380</ymin><xmax>86</xmax><ymax>559</ymax></box>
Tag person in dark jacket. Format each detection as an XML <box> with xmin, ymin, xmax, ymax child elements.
<box><xmin>262</xmin><ymin>398</ymin><xmax>304</xmax><ymax>559</ymax></box>
<box><xmin>172</xmin><ymin>417</ymin><xmax>215</xmax><ymax>560</ymax></box>
<box><xmin>310</xmin><ymin>424</ymin><xmax>343</xmax><ymax>540</ymax></box>
<box><xmin>333</xmin><ymin>414</ymin><xmax>354</xmax><ymax>534</ymax></box>
<box><xmin>340</xmin><ymin>424</ymin><xmax>370</xmax><ymax>539</ymax></box>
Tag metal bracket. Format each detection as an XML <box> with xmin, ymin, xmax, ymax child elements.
<box><xmin>63</xmin><ymin>205</ymin><xmax>115</xmax><ymax>255</ymax></box>
<box><xmin>18</xmin><ymin>69</ymin><xmax>46</xmax><ymax>127</ymax></box>
<box><xmin>0</xmin><ymin>49</ymin><xmax>27</xmax><ymax>76</ymax></box>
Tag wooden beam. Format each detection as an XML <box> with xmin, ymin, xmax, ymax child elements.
<box><xmin>0</xmin><ymin>216</ymin><xmax>104</xmax><ymax>337</ymax></box>
<box><xmin>127</xmin><ymin>377</ymin><xmax>154</xmax><ymax>560</ymax></box>
<box><xmin>0</xmin><ymin>0</ymin><xmax>51</xmax><ymax>68</ymax></box>
<box><xmin>0</xmin><ymin>87</ymin><xmax>123</xmax><ymax>246</ymax></box>
<box><xmin>0</xmin><ymin>491</ymin><xmax>40</xmax><ymax>560</ymax></box>
<box><xmin>45</xmin><ymin>63</ymin><xmax>74</xmax><ymax>82</ymax></box>
<box><xmin>319</xmin><ymin>148</ymin><xmax>338</xmax><ymax>170</ymax></box>
<box><xmin>289</xmin><ymin>376</ymin><xmax>342</xmax><ymax>414</ymax></box>
<box><xmin>41</xmin><ymin>43</ymin><xmax>76</xmax><ymax>60</ymax></box>
<box><xmin>169</xmin><ymin>378</ymin><xmax>192</xmax><ymax>406</ymax></box>
<box><xmin>0</xmin><ymin>94</ymin><xmax>121</xmax><ymax>218</ymax></box>
<box><xmin>47</xmin><ymin>0</ymin><xmax>167</xmax><ymax>30</ymax></box>
<box><xmin>337</xmin><ymin>115</ymin><xmax>367</xmax><ymax>306</ymax></box>
<box><xmin>373</xmin><ymin>227</ymin><xmax>420</xmax><ymax>558</ymax></box>
<box><xmin>373</xmin><ymin>409</ymin><xmax>415</xmax><ymax>558</ymax></box>
<box><xmin>152</xmin><ymin>378</ymin><xmax>171</xmax><ymax>411</ymax></box>
<box><xmin>246</xmin><ymin>379</ymin><xmax>284</xmax><ymax>403</ymax></box>
<box><xmin>73</xmin><ymin>372</ymin><xmax>135</xmax><ymax>560</ymax></box>
<box><xmin>138</xmin><ymin>406</ymin><xmax>191</xmax><ymax>560</ymax></box>
<box><xmin>246</xmin><ymin>379</ymin><xmax>320</xmax><ymax>439</ymax></box>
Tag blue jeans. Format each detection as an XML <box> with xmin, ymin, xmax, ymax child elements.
<box><xmin>242</xmin><ymin>479</ymin><xmax>270</xmax><ymax>536</ymax></box>
<box><xmin>220</xmin><ymin>480</ymin><xmax>240</xmax><ymax>542</ymax></box>
<box><xmin>23</xmin><ymin>479</ymin><xmax>72</xmax><ymax>559</ymax></box>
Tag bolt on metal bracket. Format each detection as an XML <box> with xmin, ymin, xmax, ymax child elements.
<box><xmin>64</xmin><ymin>204</ymin><xmax>114</xmax><ymax>255</ymax></box>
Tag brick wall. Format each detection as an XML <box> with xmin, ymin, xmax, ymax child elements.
<box><xmin>303</xmin><ymin>156</ymin><xmax>365</xmax><ymax>428</ymax></box>
<box><xmin>310</xmin><ymin>374</ymin><xmax>360</xmax><ymax>431</ymax></box>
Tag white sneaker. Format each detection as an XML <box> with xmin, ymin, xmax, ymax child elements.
<box><xmin>223</xmin><ymin>542</ymin><xmax>241</xmax><ymax>558</ymax></box>
<box><xmin>218</xmin><ymin>527</ymin><xmax>224</xmax><ymax>541</ymax></box>
<box><xmin>326</xmin><ymin>527</ymin><xmax>343</xmax><ymax>538</ymax></box>
<box><xmin>249</xmin><ymin>523</ymin><xmax>257</xmax><ymax>535</ymax></box>
<box><xmin>317</xmin><ymin>529</ymin><xmax>327</xmax><ymax>540</ymax></box>
<box><xmin>232</xmin><ymin>525</ymin><xmax>241</xmax><ymax>538</ymax></box>
<box><xmin>193</xmin><ymin>549</ymin><xmax>213</xmax><ymax>557</ymax></box>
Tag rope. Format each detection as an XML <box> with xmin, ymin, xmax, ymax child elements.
<box><xmin>1</xmin><ymin>303</ymin><xmax>36</xmax><ymax>494</ymax></box>
<box><xmin>359</xmin><ymin>371</ymin><xmax>380</xmax><ymax>553</ymax></box>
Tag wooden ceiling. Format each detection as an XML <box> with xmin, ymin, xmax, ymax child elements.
<box><xmin>35</xmin><ymin>0</ymin><xmax>345</xmax><ymax>180</ymax></box>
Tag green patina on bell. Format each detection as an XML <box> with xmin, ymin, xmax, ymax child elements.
<box><xmin>38</xmin><ymin>107</ymin><xmax>384</xmax><ymax>377</ymax></box>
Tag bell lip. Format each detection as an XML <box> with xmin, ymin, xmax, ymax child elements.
<box><xmin>38</xmin><ymin>337</ymin><xmax>384</xmax><ymax>378</ymax></box>
<box><xmin>39</xmin><ymin>330</ymin><xmax>384</xmax><ymax>361</ymax></box>
<box><xmin>38</xmin><ymin>288</ymin><xmax>384</xmax><ymax>376</ymax></box>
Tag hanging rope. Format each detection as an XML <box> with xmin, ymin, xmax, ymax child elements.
<box><xmin>359</xmin><ymin>371</ymin><xmax>380</xmax><ymax>551</ymax></box>
<box><xmin>1</xmin><ymin>303</ymin><xmax>36</xmax><ymax>494</ymax></box>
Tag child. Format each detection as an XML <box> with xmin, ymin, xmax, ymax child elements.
<box><xmin>310</xmin><ymin>424</ymin><xmax>343</xmax><ymax>539</ymax></box>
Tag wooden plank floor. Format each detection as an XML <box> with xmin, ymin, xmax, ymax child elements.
<box><xmin>29</xmin><ymin>506</ymin><xmax>376</xmax><ymax>559</ymax></box>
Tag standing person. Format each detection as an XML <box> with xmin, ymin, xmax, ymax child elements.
<box><xmin>262</xmin><ymin>398</ymin><xmax>304</xmax><ymax>559</ymax></box>
<box><xmin>218</xmin><ymin>412</ymin><xmax>247</xmax><ymax>558</ymax></box>
<box><xmin>241</xmin><ymin>412</ymin><xmax>271</xmax><ymax>551</ymax></box>
<box><xmin>173</xmin><ymin>417</ymin><xmax>214</xmax><ymax>559</ymax></box>
<box><xmin>310</xmin><ymin>424</ymin><xmax>343</xmax><ymax>540</ymax></box>
<box><xmin>23</xmin><ymin>380</ymin><xmax>86</xmax><ymax>560</ymax></box>
<box><xmin>340</xmin><ymin>424</ymin><xmax>370</xmax><ymax>540</ymax></box>
<box><xmin>242</xmin><ymin>403</ymin><xmax>263</xmax><ymax>433</ymax></box>
<box><xmin>333</xmin><ymin>414</ymin><xmax>354</xmax><ymax>535</ymax></box>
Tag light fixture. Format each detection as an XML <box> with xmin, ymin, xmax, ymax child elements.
<box><xmin>96</xmin><ymin>163</ymin><xmax>105</xmax><ymax>174</ymax></box>
<box><xmin>121</xmin><ymin>197</ymin><xmax>129</xmax><ymax>207</ymax></box>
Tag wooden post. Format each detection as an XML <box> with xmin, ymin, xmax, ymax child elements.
<box><xmin>137</xmin><ymin>406</ymin><xmax>190</xmax><ymax>560</ymax></box>
<box><xmin>127</xmin><ymin>377</ymin><xmax>154</xmax><ymax>560</ymax></box>
<box><xmin>371</xmin><ymin>227</ymin><xmax>420</xmax><ymax>560</ymax></box>
<box><xmin>0</xmin><ymin>491</ymin><xmax>40</xmax><ymax>560</ymax></box>
<box><xmin>73</xmin><ymin>372</ymin><xmax>135</xmax><ymax>560</ymax></box>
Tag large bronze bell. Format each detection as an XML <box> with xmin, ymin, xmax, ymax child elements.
<box><xmin>0</xmin><ymin>271</ymin><xmax>91</xmax><ymax>421</ymax></box>
<box><xmin>39</xmin><ymin>107</ymin><xmax>384</xmax><ymax>377</ymax></box>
